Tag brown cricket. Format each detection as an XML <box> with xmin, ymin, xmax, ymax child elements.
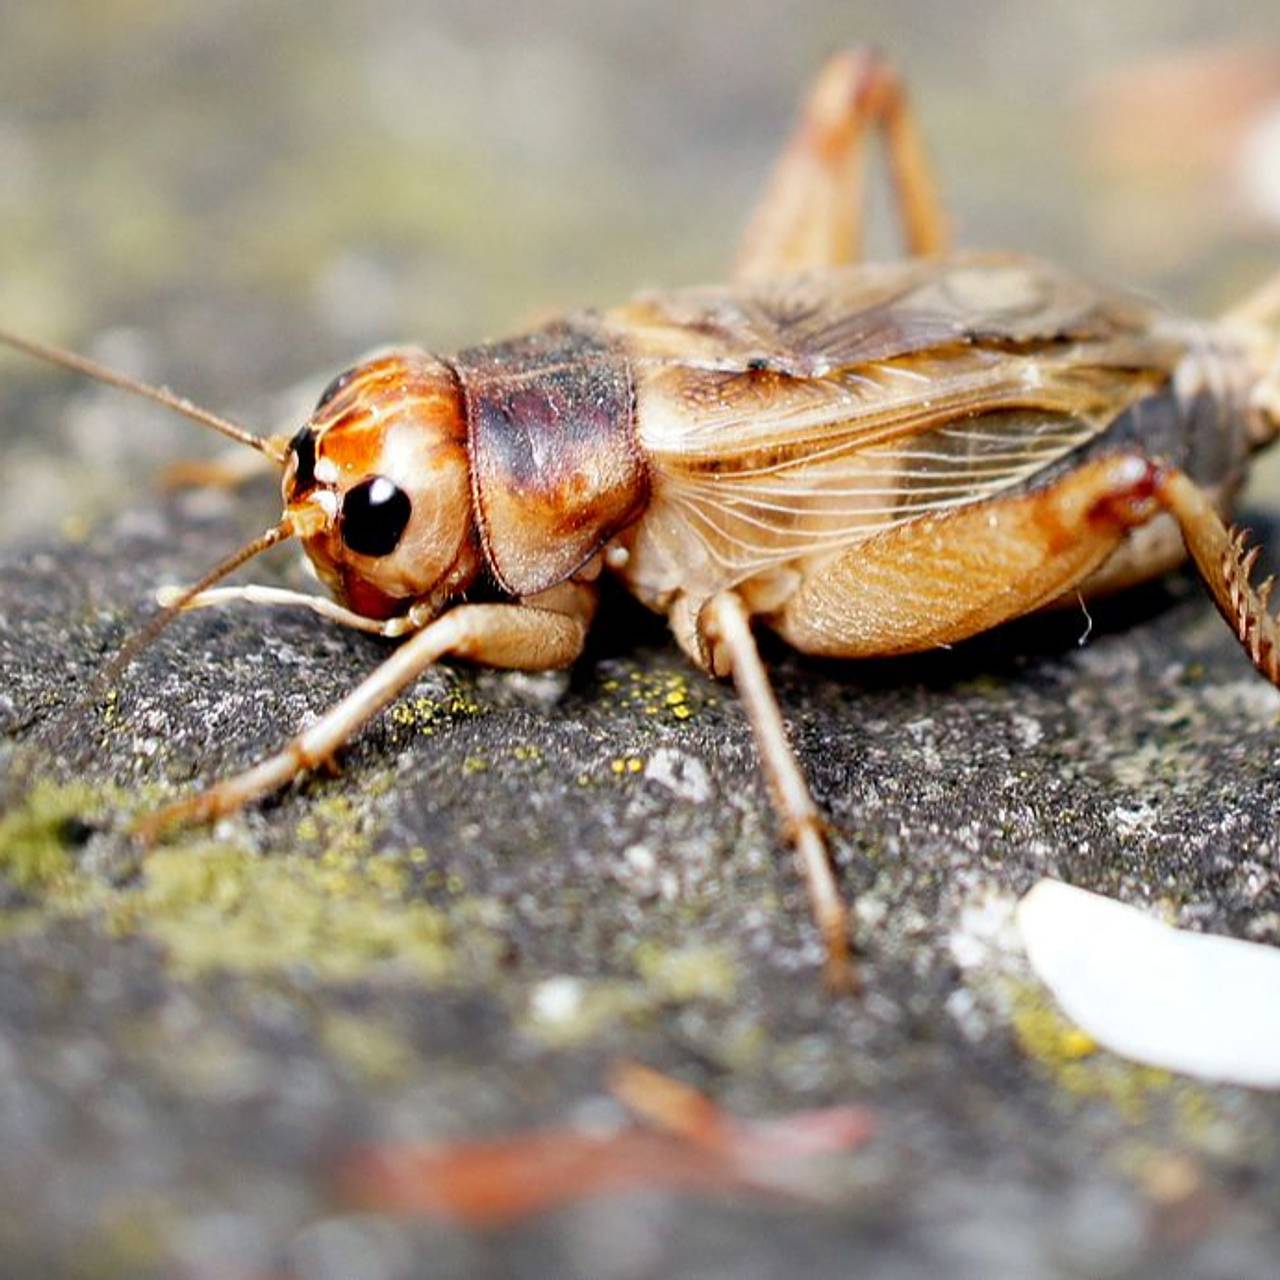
<box><xmin>4</xmin><ymin>49</ymin><xmax>1280</xmax><ymax>991</ymax></box>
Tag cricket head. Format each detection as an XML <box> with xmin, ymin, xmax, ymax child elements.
<box><xmin>0</xmin><ymin>326</ymin><xmax>486</xmax><ymax>692</ymax></box>
<box><xmin>284</xmin><ymin>350</ymin><xmax>483</xmax><ymax>620</ymax></box>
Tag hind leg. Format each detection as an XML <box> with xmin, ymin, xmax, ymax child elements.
<box><xmin>772</xmin><ymin>454</ymin><xmax>1280</xmax><ymax>693</ymax></box>
<box><xmin>733</xmin><ymin>48</ymin><xmax>949</xmax><ymax>283</ymax></box>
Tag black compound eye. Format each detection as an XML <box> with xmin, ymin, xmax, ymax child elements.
<box><xmin>315</xmin><ymin>367</ymin><xmax>356</xmax><ymax>412</ymax></box>
<box><xmin>289</xmin><ymin>426</ymin><xmax>317</xmax><ymax>492</ymax></box>
<box><xmin>341</xmin><ymin>476</ymin><xmax>412</xmax><ymax>557</ymax></box>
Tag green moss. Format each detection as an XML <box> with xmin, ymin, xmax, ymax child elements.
<box><xmin>633</xmin><ymin>940</ymin><xmax>737</xmax><ymax>1003</ymax></box>
<box><xmin>524</xmin><ymin>974</ymin><xmax>653</xmax><ymax>1047</ymax></box>
<box><xmin>78</xmin><ymin>1193</ymin><xmax>174</xmax><ymax>1280</ymax></box>
<box><xmin>0</xmin><ymin>780</ymin><xmax>480</xmax><ymax>986</ymax></box>
<box><xmin>0</xmin><ymin>779</ymin><xmax>122</xmax><ymax>892</ymax></box>
<box><xmin>523</xmin><ymin>942</ymin><xmax>738</xmax><ymax>1048</ymax></box>
<box><xmin>115</xmin><ymin>842</ymin><xmax>453</xmax><ymax>982</ymax></box>
<box><xmin>322</xmin><ymin>1012</ymin><xmax>417</xmax><ymax>1084</ymax></box>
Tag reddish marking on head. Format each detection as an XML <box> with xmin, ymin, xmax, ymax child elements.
<box><xmin>339</xmin><ymin>569</ymin><xmax>407</xmax><ymax>621</ymax></box>
<box><xmin>317</xmin><ymin>408</ymin><xmax>383</xmax><ymax>477</ymax></box>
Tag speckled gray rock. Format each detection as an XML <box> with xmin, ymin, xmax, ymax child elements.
<box><xmin>3</xmin><ymin>461</ymin><xmax>1280</xmax><ymax>1278</ymax></box>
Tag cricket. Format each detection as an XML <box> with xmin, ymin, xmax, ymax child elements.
<box><xmin>4</xmin><ymin>48</ymin><xmax>1280</xmax><ymax>993</ymax></box>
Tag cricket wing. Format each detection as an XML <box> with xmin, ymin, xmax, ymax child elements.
<box><xmin>611</xmin><ymin>251</ymin><xmax>1160</xmax><ymax>384</ymax></box>
<box><xmin>609</xmin><ymin>255</ymin><xmax>1184</xmax><ymax>599</ymax></box>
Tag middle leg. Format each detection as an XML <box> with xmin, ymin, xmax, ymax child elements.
<box><xmin>703</xmin><ymin>590</ymin><xmax>857</xmax><ymax>993</ymax></box>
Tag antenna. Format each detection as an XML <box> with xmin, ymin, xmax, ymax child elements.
<box><xmin>0</xmin><ymin>324</ymin><xmax>288</xmax><ymax>462</ymax></box>
<box><xmin>98</xmin><ymin>517</ymin><xmax>298</xmax><ymax>690</ymax></box>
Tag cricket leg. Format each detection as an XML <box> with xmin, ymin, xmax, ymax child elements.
<box><xmin>1156</xmin><ymin>467</ymin><xmax>1280</xmax><ymax>685</ymax></box>
<box><xmin>702</xmin><ymin>590</ymin><xmax>857</xmax><ymax>994</ymax></box>
<box><xmin>1225</xmin><ymin>268</ymin><xmax>1280</xmax><ymax>439</ymax></box>
<box><xmin>156</xmin><ymin>583</ymin><xmax>434</xmax><ymax>637</ymax></box>
<box><xmin>1224</xmin><ymin>267</ymin><xmax>1280</xmax><ymax>328</ymax></box>
<box><xmin>733</xmin><ymin>47</ymin><xmax>949</xmax><ymax>283</ymax></box>
<box><xmin>135</xmin><ymin>588</ymin><xmax>595</xmax><ymax>841</ymax></box>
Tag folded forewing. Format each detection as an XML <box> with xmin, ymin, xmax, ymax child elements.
<box><xmin>608</xmin><ymin>255</ymin><xmax>1185</xmax><ymax>597</ymax></box>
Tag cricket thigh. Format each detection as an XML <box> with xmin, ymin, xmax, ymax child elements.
<box><xmin>769</xmin><ymin>454</ymin><xmax>1160</xmax><ymax>658</ymax></box>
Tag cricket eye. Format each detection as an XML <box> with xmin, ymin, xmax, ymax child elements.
<box><xmin>289</xmin><ymin>426</ymin><xmax>317</xmax><ymax>491</ymax></box>
<box><xmin>340</xmin><ymin>476</ymin><xmax>412</xmax><ymax>557</ymax></box>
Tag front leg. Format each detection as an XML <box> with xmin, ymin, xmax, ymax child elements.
<box><xmin>136</xmin><ymin>585</ymin><xmax>596</xmax><ymax>840</ymax></box>
<box><xmin>734</xmin><ymin>47</ymin><xmax>950</xmax><ymax>283</ymax></box>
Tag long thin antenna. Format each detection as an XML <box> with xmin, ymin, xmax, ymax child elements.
<box><xmin>0</xmin><ymin>324</ymin><xmax>288</xmax><ymax>462</ymax></box>
<box><xmin>97</xmin><ymin>517</ymin><xmax>297</xmax><ymax>691</ymax></box>
<box><xmin>37</xmin><ymin>518</ymin><xmax>303</xmax><ymax>783</ymax></box>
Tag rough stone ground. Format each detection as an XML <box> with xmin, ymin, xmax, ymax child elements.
<box><xmin>4</xmin><ymin>3</ymin><xmax>1280</xmax><ymax>1277</ymax></box>
<box><xmin>4</xmin><ymin>465</ymin><xmax>1280</xmax><ymax>1278</ymax></box>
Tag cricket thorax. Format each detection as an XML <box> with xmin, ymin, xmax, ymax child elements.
<box><xmin>449</xmin><ymin>319</ymin><xmax>648</xmax><ymax>598</ymax></box>
<box><xmin>285</xmin><ymin>322</ymin><xmax>651</xmax><ymax>619</ymax></box>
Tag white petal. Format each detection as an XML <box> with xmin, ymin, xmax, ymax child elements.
<box><xmin>1016</xmin><ymin>879</ymin><xmax>1280</xmax><ymax>1088</ymax></box>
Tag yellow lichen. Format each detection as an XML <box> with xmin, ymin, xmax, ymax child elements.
<box><xmin>387</xmin><ymin>689</ymin><xmax>484</xmax><ymax>739</ymax></box>
<box><xmin>598</xmin><ymin>666</ymin><xmax>703</xmax><ymax>723</ymax></box>
<box><xmin>1010</xmin><ymin>986</ymin><xmax>1177</xmax><ymax>1122</ymax></box>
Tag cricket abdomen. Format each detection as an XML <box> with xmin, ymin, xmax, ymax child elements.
<box><xmin>1072</xmin><ymin>335</ymin><xmax>1256</xmax><ymax>495</ymax></box>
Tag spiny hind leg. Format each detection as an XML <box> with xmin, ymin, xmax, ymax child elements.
<box><xmin>135</xmin><ymin>587</ymin><xmax>595</xmax><ymax>841</ymax></box>
<box><xmin>701</xmin><ymin>590</ymin><xmax>857</xmax><ymax>994</ymax></box>
<box><xmin>1156</xmin><ymin>468</ymin><xmax>1280</xmax><ymax>684</ymax></box>
<box><xmin>733</xmin><ymin>47</ymin><xmax>949</xmax><ymax>283</ymax></box>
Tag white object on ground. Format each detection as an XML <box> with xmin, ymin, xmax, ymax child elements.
<box><xmin>1016</xmin><ymin>879</ymin><xmax>1280</xmax><ymax>1089</ymax></box>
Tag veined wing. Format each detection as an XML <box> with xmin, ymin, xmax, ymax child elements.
<box><xmin>606</xmin><ymin>255</ymin><xmax>1186</xmax><ymax>598</ymax></box>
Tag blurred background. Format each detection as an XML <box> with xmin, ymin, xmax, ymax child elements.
<box><xmin>1</xmin><ymin>0</ymin><xmax>1279</xmax><ymax>545</ymax></box>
